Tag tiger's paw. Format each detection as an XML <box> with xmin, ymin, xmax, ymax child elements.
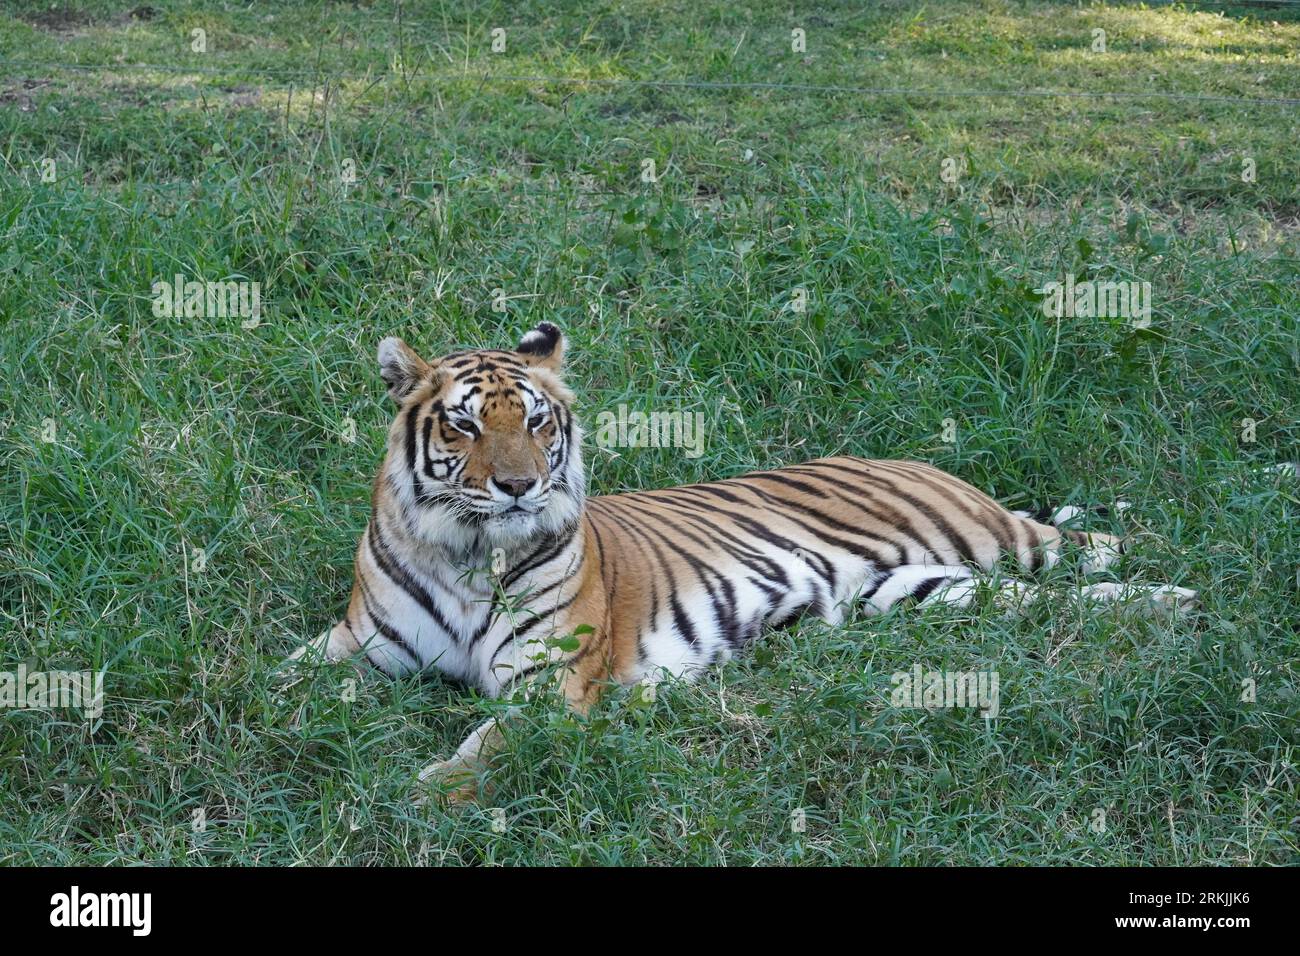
<box><xmin>415</xmin><ymin>757</ymin><xmax>483</xmax><ymax>807</ymax></box>
<box><xmin>282</xmin><ymin>627</ymin><xmax>366</xmax><ymax>679</ymax></box>
<box><xmin>286</xmin><ymin>631</ymin><xmax>334</xmax><ymax>666</ymax></box>
<box><xmin>1146</xmin><ymin>584</ymin><xmax>1199</xmax><ymax>613</ymax></box>
<box><xmin>1085</xmin><ymin>582</ymin><xmax>1198</xmax><ymax>615</ymax></box>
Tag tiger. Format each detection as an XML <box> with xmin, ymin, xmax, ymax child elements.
<box><xmin>291</xmin><ymin>321</ymin><xmax>1196</xmax><ymax>801</ymax></box>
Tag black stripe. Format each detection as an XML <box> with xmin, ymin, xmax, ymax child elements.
<box><xmin>405</xmin><ymin>404</ymin><xmax>423</xmax><ymax>500</ymax></box>
<box><xmin>602</xmin><ymin>496</ymin><xmax>777</xmax><ymax>637</ymax></box>
<box><xmin>367</xmin><ymin>519</ymin><xmax>459</xmax><ymax>641</ymax></box>
<box><xmin>909</xmin><ymin>575</ymin><xmax>950</xmax><ymax>605</ymax></box>
<box><xmin>780</xmin><ymin>467</ymin><xmax>925</xmax><ymax>563</ymax></box>
<box><xmin>608</xmin><ymin>504</ymin><xmax>712</xmax><ymax>647</ymax></box>
<box><xmin>357</xmin><ymin>578</ymin><xmax>422</xmax><ymax>668</ymax></box>
<box><xmin>671</xmin><ymin>484</ymin><xmax>884</xmax><ymax>566</ymax></box>
<box><xmin>521</xmin><ymin>550</ymin><xmax>584</xmax><ymax>603</ymax></box>
<box><xmin>872</xmin><ymin>462</ymin><xmax>1013</xmax><ymax>557</ymax></box>
<box><xmin>603</xmin><ymin>495</ymin><xmax>794</xmax><ymax>587</ymax></box>
<box><xmin>663</xmin><ymin>534</ymin><xmax>741</xmax><ymax>647</ymax></box>
<box><xmin>861</xmin><ymin>571</ymin><xmax>891</xmax><ymax>601</ymax></box>
<box><xmin>505</xmin><ymin>660</ymin><xmax>550</xmax><ymax>684</ymax></box>
<box><xmin>772</xmin><ymin>601</ymin><xmax>812</xmax><ymax>630</ymax></box>
<box><xmin>805</xmin><ymin>461</ymin><xmax>980</xmax><ymax>564</ymax></box>
<box><xmin>501</xmin><ymin>525</ymin><xmax>578</xmax><ymax>590</ymax></box>
<box><xmin>735</xmin><ymin>474</ymin><xmax>909</xmax><ymax>579</ymax></box>
<box><xmin>421</xmin><ymin>416</ymin><xmax>436</xmax><ymax>479</ymax></box>
<box><xmin>490</xmin><ymin>593</ymin><xmax>579</xmax><ymax>663</ymax></box>
<box><xmin>590</xmin><ymin>504</ymin><xmax>692</xmax><ymax>645</ymax></box>
<box><xmin>668</xmin><ymin>593</ymin><xmax>697</xmax><ymax>647</ymax></box>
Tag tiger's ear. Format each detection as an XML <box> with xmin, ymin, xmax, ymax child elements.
<box><xmin>516</xmin><ymin>322</ymin><xmax>565</xmax><ymax>372</ymax></box>
<box><xmin>377</xmin><ymin>337</ymin><xmax>431</xmax><ymax>403</ymax></box>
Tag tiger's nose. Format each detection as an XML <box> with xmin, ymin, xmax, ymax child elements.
<box><xmin>492</xmin><ymin>475</ymin><xmax>536</xmax><ymax>499</ymax></box>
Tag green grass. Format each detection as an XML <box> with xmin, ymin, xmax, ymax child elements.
<box><xmin>1</xmin><ymin>0</ymin><xmax>1297</xmax><ymax>865</ymax></box>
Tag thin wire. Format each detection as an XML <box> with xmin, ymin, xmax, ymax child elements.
<box><xmin>0</xmin><ymin>59</ymin><xmax>1296</xmax><ymax>107</ymax></box>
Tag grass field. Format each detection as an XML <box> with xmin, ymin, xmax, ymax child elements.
<box><xmin>1</xmin><ymin>0</ymin><xmax>1297</xmax><ymax>865</ymax></box>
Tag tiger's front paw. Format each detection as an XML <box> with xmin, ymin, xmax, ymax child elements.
<box><xmin>1147</xmin><ymin>584</ymin><xmax>1199</xmax><ymax>613</ymax></box>
<box><xmin>282</xmin><ymin>627</ymin><xmax>366</xmax><ymax>682</ymax></box>
<box><xmin>414</xmin><ymin>715</ymin><xmax>512</xmax><ymax>806</ymax></box>
<box><xmin>416</xmin><ymin>757</ymin><xmax>482</xmax><ymax>806</ymax></box>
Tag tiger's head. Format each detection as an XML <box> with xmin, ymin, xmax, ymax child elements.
<box><xmin>376</xmin><ymin>322</ymin><xmax>585</xmax><ymax>552</ymax></box>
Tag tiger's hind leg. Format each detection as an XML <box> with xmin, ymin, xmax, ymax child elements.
<box><xmin>860</xmin><ymin>565</ymin><xmax>1195</xmax><ymax>617</ymax></box>
<box><xmin>861</xmin><ymin>565</ymin><xmax>1027</xmax><ymax>615</ymax></box>
<box><xmin>1010</xmin><ymin>506</ymin><xmax>1125</xmax><ymax>575</ymax></box>
<box><xmin>1043</xmin><ymin>523</ymin><xmax>1125</xmax><ymax>575</ymax></box>
<box><xmin>1003</xmin><ymin>503</ymin><xmax>1197</xmax><ymax>611</ymax></box>
<box><xmin>1076</xmin><ymin>581</ymin><xmax>1198</xmax><ymax>613</ymax></box>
